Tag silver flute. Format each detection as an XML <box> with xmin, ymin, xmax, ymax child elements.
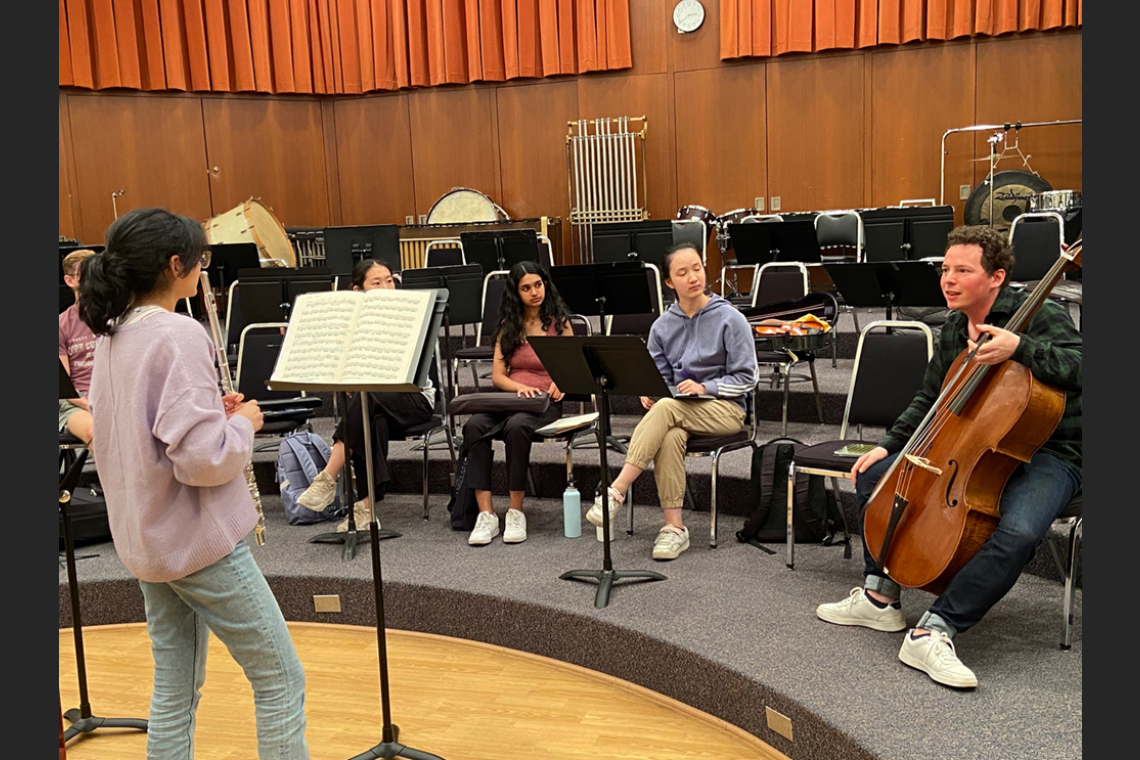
<box><xmin>198</xmin><ymin>271</ymin><xmax>267</xmax><ymax>546</ymax></box>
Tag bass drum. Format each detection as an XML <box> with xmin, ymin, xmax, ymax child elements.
<box><xmin>206</xmin><ymin>200</ymin><xmax>296</xmax><ymax>267</ymax></box>
<box><xmin>425</xmin><ymin>188</ymin><xmax>509</xmax><ymax>225</ymax></box>
<box><xmin>963</xmin><ymin>170</ymin><xmax>1052</xmax><ymax>231</ymax></box>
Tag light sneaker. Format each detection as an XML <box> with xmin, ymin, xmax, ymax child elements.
<box><xmin>585</xmin><ymin>487</ymin><xmax>624</xmax><ymax>527</ymax></box>
<box><xmin>816</xmin><ymin>587</ymin><xmax>907</xmax><ymax>632</ymax></box>
<box><xmin>298</xmin><ymin>471</ymin><xmax>337</xmax><ymax>512</ymax></box>
<box><xmin>898</xmin><ymin>629</ymin><xmax>978</xmax><ymax>688</ymax></box>
<box><xmin>468</xmin><ymin>511</ymin><xmax>500</xmax><ymax>546</ymax></box>
<box><xmin>336</xmin><ymin>499</ymin><xmax>374</xmax><ymax>533</ymax></box>
<box><xmin>503</xmin><ymin>509</ymin><xmax>527</xmax><ymax>543</ymax></box>
<box><xmin>652</xmin><ymin>526</ymin><xmax>690</xmax><ymax>560</ymax></box>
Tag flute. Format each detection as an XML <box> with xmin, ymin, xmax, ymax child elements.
<box><xmin>198</xmin><ymin>271</ymin><xmax>267</xmax><ymax>546</ymax></box>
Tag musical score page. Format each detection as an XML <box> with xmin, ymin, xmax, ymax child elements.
<box><xmin>270</xmin><ymin>288</ymin><xmax>435</xmax><ymax>390</ymax></box>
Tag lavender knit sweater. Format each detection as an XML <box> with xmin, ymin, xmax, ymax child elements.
<box><xmin>88</xmin><ymin>311</ymin><xmax>257</xmax><ymax>583</ymax></box>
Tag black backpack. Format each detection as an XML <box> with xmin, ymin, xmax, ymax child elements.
<box><xmin>736</xmin><ymin>437</ymin><xmax>850</xmax><ymax>556</ymax></box>
<box><xmin>59</xmin><ymin>484</ymin><xmax>112</xmax><ymax>549</ymax></box>
<box><xmin>447</xmin><ymin>418</ymin><xmax>509</xmax><ymax>531</ymax></box>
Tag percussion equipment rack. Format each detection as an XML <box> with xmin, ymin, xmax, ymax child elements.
<box><xmin>567</xmin><ymin>117</ymin><xmax>648</xmax><ymax>265</ymax></box>
<box><xmin>939</xmin><ymin>119</ymin><xmax>1083</xmax><ymax>207</ymax></box>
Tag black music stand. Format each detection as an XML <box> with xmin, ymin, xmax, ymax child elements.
<box><xmin>530</xmin><ymin>336</ymin><xmax>668</xmax><ymax>609</ymax></box>
<box><xmin>401</xmin><ymin>264</ymin><xmax>484</xmax><ymax>399</ymax></box>
<box><xmin>59</xmin><ymin>365</ymin><xmax>148</xmax><ymax>743</ymax></box>
<box><xmin>823</xmin><ymin>261</ymin><xmax>944</xmax><ymax>320</ymax></box>
<box><xmin>274</xmin><ymin>292</ymin><xmax>449</xmax><ymax>760</ymax></box>
<box><xmin>207</xmin><ymin>242</ymin><xmax>261</xmax><ymax>292</ymax></box>
<box><xmin>236</xmin><ymin>267</ymin><xmax>333</xmax><ymax>322</ymax></box>
<box><xmin>459</xmin><ymin>231</ymin><xmax>506</xmax><ymax>274</ymax></box>
<box><xmin>324</xmin><ymin>225</ymin><xmax>403</xmax><ymax>276</ymax></box>
<box><xmin>497</xmin><ymin>229</ymin><xmax>541</xmax><ymax>269</ymax></box>
<box><xmin>729</xmin><ymin>219</ymin><xmax>823</xmax><ymax>265</ymax></box>
<box><xmin>549</xmin><ymin>261</ymin><xmax>654</xmax><ymax>324</ymax></box>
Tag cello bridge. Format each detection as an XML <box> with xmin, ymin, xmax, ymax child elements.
<box><xmin>904</xmin><ymin>454</ymin><xmax>943</xmax><ymax>476</ymax></box>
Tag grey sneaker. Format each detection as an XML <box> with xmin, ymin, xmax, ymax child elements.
<box><xmin>816</xmin><ymin>587</ymin><xmax>907</xmax><ymax>632</ymax></box>
<box><xmin>898</xmin><ymin>629</ymin><xmax>978</xmax><ymax>688</ymax></box>
<box><xmin>336</xmin><ymin>499</ymin><xmax>374</xmax><ymax>533</ymax></box>
<box><xmin>468</xmin><ymin>511</ymin><xmax>500</xmax><ymax>546</ymax></box>
<box><xmin>503</xmin><ymin>509</ymin><xmax>527</xmax><ymax>543</ymax></box>
<box><xmin>298</xmin><ymin>471</ymin><xmax>337</xmax><ymax>512</ymax></box>
<box><xmin>652</xmin><ymin>526</ymin><xmax>690</xmax><ymax>560</ymax></box>
<box><xmin>586</xmin><ymin>487</ymin><xmax>624</xmax><ymax>527</ymax></box>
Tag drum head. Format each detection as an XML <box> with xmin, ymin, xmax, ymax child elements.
<box><xmin>244</xmin><ymin>201</ymin><xmax>296</xmax><ymax>267</ymax></box>
<box><xmin>426</xmin><ymin>188</ymin><xmax>505</xmax><ymax>225</ymax></box>
<box><xmin>964</xmin><ymin>170</ymin><xmax>1052</xmax><ymax>231</ymax></box>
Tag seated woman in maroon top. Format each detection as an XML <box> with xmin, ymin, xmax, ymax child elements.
<box><xmin>463</xmin><ymin>261</ymin><xmax>575</xmax><ymax>546</ymax></box>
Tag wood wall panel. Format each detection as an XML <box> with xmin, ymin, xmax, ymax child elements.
<box><xmin>628</xmin><ymin>0</ymin><xmax>669</xmax><ymax>75</ymax></box>
<box><xmin>201</xmin><ymin>98</ymin><xmax>330</xmax><ymax>227</ymax></box>
<box><xmin>67</xmin><ymin>94</ymin><xmax>213</xmax><ymax>245</ymax></box>
<box><xmin>334</xmin><ymin>95</ymin><xmax>417</xmax><ymax>226</ymax></box>
<box><xmin>766</xmin><ymin>54</ymin><xmax>866</xmax><ymax>213</ymax></box>
<box><xmin>496</xmin><ymin>81</ymin><xmax>579</xmax><ymax>256</ymax></box>
<box><xmin>670</xmin><ymin>0</ymin><xmax>723</xmax><ymax>73</ymax></box>
<box><xmin>674</xmin><ymin>64</ymin><xmax>768</xmax><ymax>214</ymax></box>
<box><xmin>975</xmin><ymin>33</ymin><xmax>1083</xmax><ymax>194</ymax></box>
<box><xmin>59</xmin><ymin>95</ymin><xmax>75</xmax><ymax>240</ymax></box>
<box><xmin>871</xmin><ymin>43</ymin><xmax>976</xmax><ymax>222</ymax></box>
<box><xmin>577</xmin><ymin>73</ymin><xmax>677</xmax><ymax>222</ymax></box>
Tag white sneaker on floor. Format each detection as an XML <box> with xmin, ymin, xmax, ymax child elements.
<box><xmin>586</xmin><ymin>487</ymin><xmax>624</xmax><ymax>527</ymax></box>
<box><xmin>336</xmin><ymin>499</ymin><xmax>374</xmax><ymax>533</ymax></box>
<box><xmin>468</xmin><ymin>511</ymin><xmax>500</xmax><ymax>546</ymax></box>
<box><xmin>898</xmin><ymin>629</ymin><xmax>978</xmax><ymax>689</ymax></box>
<box><xmin>503</xmin><ymin>509</ymin><xmax>527</xmax><ymax>543</ymax></box>
<box><xmin>816</xmin><ymin>587</ymin><xmax>907</xmax><ymax>632</ymax></box>
<box><xmin>652</xmin><ymin>526</ymin><xmax>690</xmax><ymax>560</ymax></box>
<box><xmin>298</xmin><ymin>471</ymin><xmax>337</xmax><ymax>511</ymax></box>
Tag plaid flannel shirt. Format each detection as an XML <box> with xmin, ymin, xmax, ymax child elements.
<box><xmin>879</xmin><ymin>287</ymin><xmax>1082</xmax><ymax>473</ymax></box>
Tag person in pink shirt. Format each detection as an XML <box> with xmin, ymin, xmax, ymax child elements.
<box><xmin>79</xmin><ymin>208</ymin><xmax>310</xmax><ymax>759</ymax></box>
<box><xmin>58</xmin><ymin>249</ymin><xmax>98</xmax><ymax>446</ymax></box>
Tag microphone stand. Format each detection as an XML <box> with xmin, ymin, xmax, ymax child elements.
<box><xmin>59</xmin><ymin>448</ymin><xmax>149</xmax><ymax>742</ymax></box>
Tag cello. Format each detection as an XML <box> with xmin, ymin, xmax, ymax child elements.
<box><xmin>862</xmin><ymin>240</ymin><xmax>1082</xmax><ymax>595</ymax></box>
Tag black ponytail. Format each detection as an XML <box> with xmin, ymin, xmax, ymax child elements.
<box><xmin>78</xmin><ymin>208</ymin><xmax>208</xmax><ymax>335</ymax></box>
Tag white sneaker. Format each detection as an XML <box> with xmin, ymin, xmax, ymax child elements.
<box><xmin>816</xmin><ymin>587</ymin><xmax>907</xmax><ymax>632</ymax></box>
<box><xmin>898</xmin><ymin>629</ymin><xmax>978</xmax><ymax>688</ymax></box>
<box><xmin>336</xmin><ymin>499</ymin><xmax>374</xmax><ymax>533</ymax></box>
<box><xmin>652</xmin><ymin>526</ymin><xmax>690</xmax><ymax>560</ymax></box>
<box><xmin>298</xmin><ymin>471</ymin><xmax>337</xmax><ymax>511</ymax></box>
<box><xmin>468</xmin><ymin>511</ymin><xmax>500</xmax><ymax>546</ymax></box>
<box><xmin>586</xmin><ymin>487</ymin><xmax>624</xmax><ymax>527</ymax></box>
<box><xmin>503</xmin><ymin>509</ymin><xmax>527</xmax><ymax>543</ymax></box>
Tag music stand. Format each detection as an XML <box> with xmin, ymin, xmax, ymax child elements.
<box><xmin>459</xmin><ymin>231</ymin><xmax>505</xmax><ymax>274</ymax></box>
<box><xmin>401</xmin><ymin>265</ymin><xmax>484</xmax><ymax>399</ymax></box>
<box><xmin>529</xmin><ymin>336</ymin><xmax>668</xmax><ymax>609</ymax></box>
<box><xmin>771</xmin><ymin>220</ymin><xmax>824</xmax><ymax>264</ymax></box>
<box><xmin>324</xmin><ymin>225</ymin><xmax>403</xmax><ymax>276</ymax></box>
<box><xmin>272</xmin><ymin>292</ymin><xmax>448</xmax><ymax>760</ymax></box>
<box><xmin>549</xmin><ymin>261</ymin><xmax>654</xmax><ymax>324</ymax></box>
<box><xmin>726</xmin><ymin>223</ymin><xmax>779</xmax><ymax>267</ymax></box>
<box><xmin>59</xmin><ymin>362</ymin><xmax>148</xmax><ymax>743</ymax></box>
<box><xmin>497</xmin><ymin>229</ymin><xmax>541</xmax><ymax>270</ymax></box>
<box><xmin>824</xmin><ymin>261</ymin><xmax>945</xmax><ymax>320</ymax></box>
<box><xmin>207</xmin><ymin>242</ymin><xmax>261</xmax><ymax>292</ymax></box>
<box><xmin>235</xmin><ymin>267</ymin><xmax>333</xmax><ymax>322</ymax></box>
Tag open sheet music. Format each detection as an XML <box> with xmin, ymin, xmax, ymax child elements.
<box><xmin>269</xmin><ymin>289</ymin><xmax>436</xmax><ymax>392</ymax></box>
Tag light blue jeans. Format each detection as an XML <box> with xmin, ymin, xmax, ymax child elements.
<box><xmin>139</xmin><ymin>542</ymin><xmax>310</xmax><ymax>759</ymax></box>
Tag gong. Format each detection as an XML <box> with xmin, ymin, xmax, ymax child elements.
<box><xmin>964</xmin><ymin>170</ymin><xmax>1053</xmax><ymax>230</ymax></box>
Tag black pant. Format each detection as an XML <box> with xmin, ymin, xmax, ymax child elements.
<box><xmin>463</xmin><ymin>402</ymin><xmax>563</xmax><ymax>493</ymax></box>
<box><xmin>334</xmin><ymin>392</ymin><xmax>434</xmax><ymax>500</ymax></box>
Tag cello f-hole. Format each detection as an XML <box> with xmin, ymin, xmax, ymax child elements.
<box><xmin>944</xmin><ymin>460</ymin><xmax>960</xmax><ymax>508</ymax></box>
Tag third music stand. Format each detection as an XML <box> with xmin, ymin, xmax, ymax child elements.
<box><xmin>824</xmin><ymin>261</ymin><xmax>944</xmax><ymax>320</ymax></box>
<box><xmin>530</xmin><ymin>335</ymin><xmax>669</xmax><ymax>609</ymax></box>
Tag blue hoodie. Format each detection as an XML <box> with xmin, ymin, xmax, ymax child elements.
<box><xmin>647</xmin><ymin>294</ymin><xmax>758</xmax><ymax>408</ymax></box>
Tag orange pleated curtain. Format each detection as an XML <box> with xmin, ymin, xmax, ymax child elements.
<box><xmin>59</xmin><ymin>0</ymin><xmax>632</xmax><ymax>94</ymax></box>
<box><xmin>721</xmin><ymin>0</ymin><xmax>1082</xmax><ymax>59</ymax></box>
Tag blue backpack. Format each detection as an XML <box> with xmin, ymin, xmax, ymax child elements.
<box><xmin>276</xmin><ymin>431</ymin><xmax>345</xmax><ymax>526</ymax></box>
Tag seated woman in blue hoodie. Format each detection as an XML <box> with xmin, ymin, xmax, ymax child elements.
<box><xmin>586</xmin><ymin>243</ymin><xmax>758</xmax><ymax>560</ymax></box>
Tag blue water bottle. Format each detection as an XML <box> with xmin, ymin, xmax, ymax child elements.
<box><xmin>563</xmin><ymin>475</ymin><xmax>582</xmax><ymax>538</ymax></box>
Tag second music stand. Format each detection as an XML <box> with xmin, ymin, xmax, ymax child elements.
<box><xmin>824</xmin><ymin>261</ymin><xmax>944</xmax><ymax>320</ymax></box>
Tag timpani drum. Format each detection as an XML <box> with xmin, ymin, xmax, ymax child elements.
<box><xmin>425</xmin><ymin>188</ymin><xmax>510</xmax><ymax>225</ymax></box>
<box><xmin>205</xmin><ymin>200</ymin><xmax>296</xmax><ymax>267</ymax></box>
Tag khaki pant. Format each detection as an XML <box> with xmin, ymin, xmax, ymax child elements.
<box><xmin>625</xmin><ymin>398</ymin><xmax>745</xmax><ymax>510</ymax></box>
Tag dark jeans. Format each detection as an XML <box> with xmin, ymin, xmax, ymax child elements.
<box><xmin>334</xmin><ymin>392</ymin><xmax>434</xmax><ymax>501</ymax></box>
<box><xmin>857</xmin><ymin>449</ymin><xmax>1081</xmax><ymax>635</ymax></box>
<box><xmin>463</xmin><ymin>402</ymin><xmax>563</xmax><ymax>493</ymax></box>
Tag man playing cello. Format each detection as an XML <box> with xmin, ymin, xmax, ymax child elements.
<box><xmin>816</xmin><ymin>225</ymin><xmax>1082</xmax><ymax>688</ymax></box>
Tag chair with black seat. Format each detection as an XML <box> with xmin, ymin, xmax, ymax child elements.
<box><xmin>424</xmin><ymin>241</ymin><xmax>466</xmax><ymax>268</ymax></box>
<box><xmin>815</xmin><ymin>210</ymin><xmax>864</xmax><ymax>262</ymax></box>
<box><xmin>781</xmin><ymin>320</ymin><xmax>934</xmax><ymax>569</ymax></box>
<box><xmin>398</xmin><ymin>355</ymin><xmax>457</xmax><ymax>520</ymax></box>
<box><xmin>453</xmin><ymin>271</ymin><xmax>509</xmax><ymax>392</ymax></box>
<box><xmin>742</xmin><ymin>291</ymin><xmax>838</xmax><ymax>436</ymax></box>
<box><xmin>235</xmin><ymin>323</ymin><xmax>322</xmax><ymax>451</ymax></box>
<box><xmin>1048</xmin><ymin>494</ymin><xmax>1082</xmax><ymax>649</ymax></box>
<box><xmin>1008</xmin><ymin>212</ymin><xmax>1082</xmax><ymax>327</ymax></box>
<box><xmin>671</xmin><ymin>219</ymin><xmax>709</xmax><ymax>265</ymax></box>
<box><xmin>623</xmin><ymin>383</ymin><xmax>761</xmax><ymax>548</ymax></box>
